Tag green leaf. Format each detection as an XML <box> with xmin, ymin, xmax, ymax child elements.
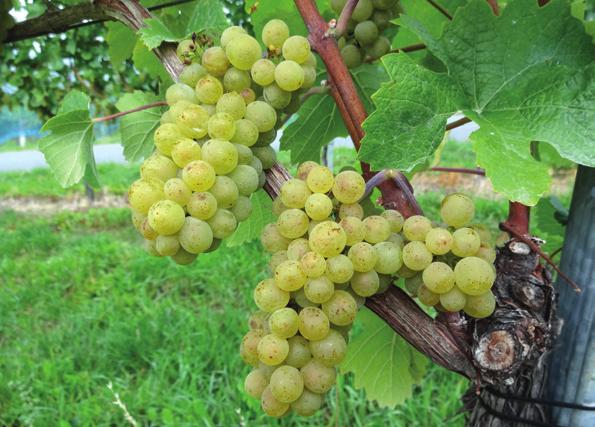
<box><xmin>186</xmin><ymin>0</ymin><xmax>229</xmax><ymax>35</ymax></box>
<box><xmin>226</xmin><ymin>190</ymin><xmax>275</xmax><ymax>247</ymax></box>
<box><xmin>132</xmin><ymin>40</ymin><xmax>172</xmax><ymax>83</ymax></box>
<box><xmin>105</xmin><ymin>22</ymin><xmax>137</xmax><ymax>66</ymax></box>
<box><xmin>138</xmin><ymin>18</ymin><xmax>180</xmax><ymax>50</ymax></box>
<box><xmin>57</xmin><ymin>90</ymin><xmax>90</xmax><ymax>114</ymax></box>
<box><xmin>533</xmin><ymin>197</ymin><xmax>567</xmax><ymax>253</ymax></box>
<box><xmin>116</xmin><ymin>91</ymin><xmax>164</xmax><ymax>162</ymax></box>
<box><xmin>340</xmin><ymin>308</ymin><xmax>427</xmax><ymax>408</ymax></box>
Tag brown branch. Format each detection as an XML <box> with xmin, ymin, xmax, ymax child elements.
<box><xmin>486</xmin><ymin>0</ymin><xmax>499</xmax><ymax>15</ymax></box>
<box><xmin>92</xmin><ymin>101</ymin><xmax>167</xmax><ymax>123</ymax></box>
<box><xmin>393</xmin><ymin>43</ymin><xmax>427</xmax><ymax>53</ymax></box>
<box><xmin>430</xmin><ymin>167</ymin><xmax>486</xmax><ymax>176</ymax></box>
<box><xmin>335</xmin><ymin>0</ymin><xmax>359</xmax><ymax>38</ymax></box>
<box><xmin>505</xmin><ymin>202</ymin><xmax>530</xmax><ymax>235</ymax></box>
<box><xmin>446</xmin><ymin>116</ymin><xmax>472</xmax><ymax>131</ymax></box>
<box><xmin>426</xmin><ymin>0</ymin><xmax>453</xmax><ymax>20</ymax></box>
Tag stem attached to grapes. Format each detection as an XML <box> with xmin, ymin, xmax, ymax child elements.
<box><xmin>92</xmin><ymin>101</ymin><xmax>167</xmax><ymax>123</ymax></box>
<box><xmin>334</xmin><ymin>0</ymin><xmax>360</xmax><ymax>38</ymax></box>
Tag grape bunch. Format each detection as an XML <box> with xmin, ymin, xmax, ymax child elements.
<box><xmin>331</xmin><ymin>0</ymin><xmax>403</xmax><ymax>68</ymax></box>
<box><xmin>401</xmin><ymin>194</ymin><xmax>498</xmax><ymax>319</ymax></box>
<box><xmin>128</xmin><ymin>20</ymin><xmax>314</xmax><ymax>264</ymax></box>
<box><xmin>241</xmin><ymin>163</ymin><xmax>406</xmax><ymax>417</ymax></box>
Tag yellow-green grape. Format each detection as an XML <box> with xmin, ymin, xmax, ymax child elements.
<box><xmin>381</xmin><ymin>209</ymin><xmax>404</xmax><ymax>232</ymax></box>
<box><xmin>182</xmin><ymin>160</ymin><xmax>215</xmax><ymax>191</ymax></box>
<box><xmin>147</xmin><ymin>200</ymin><xmax>185</xmax><ymax>235</ymax></box>
<box><xmin>251</xmin><ymin>157</ymin><xmax>264</xmax><ymax>177</ymax></box>
<box><xmin>186</xmin><ymin>192</ymin><xmax>217</xmax><ymax>220</ymax></box>
<box><xmin>240</xmin><ymin>87</ymin><xmax>257</xmax><ymax>105</ymax></box>
<box><xmin>287</xmin><ymin>238</ymin><xmax>310</xmax><ymax>261</ymax></box>
<box><xmin>331</xmin><ymin>0</ymin><xmax>348</xmax><ymax>13</ymax></box>
<box><xmin>160</xmin><ymin>109</ymin><xmax>175</xmax><ymax>124</ymax></box>
<box><xmin>232</xmin><ymin>196</ymin><xmax>252</xmax><ymax>223</ymax></box>
<box><xmin>352</xmin><ymin>0</ymin><xmax>374</xmax><ymax>21</ymax></box>
<box><xmin>298</xmin><ymin>307</ymin><xmax>330</xmax><ymax>340</ymax></box>
<box><xmin>373</xmin><ymin>241</ymin><xmax>403</xmax><ymax>274</ymax></box>
<box><xmin>207</xmin><ymin>113</ymin><xmax>236</xmax><ymax>141</ymax></box>
<box><xmin>245</xmin><ymin>101</ymin><xmax>277</xmax><ymax>132</ymax></box>
<box><xmin>170</xmin><ymin>247</ymin><xmax>198</xmax><ymax>265</ymax></box>
<box><xmin>269</xmin><ymin>250</ymin><xmax>289</xmax><ymax>273</ymax></box>
<box><xmin>403</xmin><ymin>215</ymin><xmax>432</xmax><ymax>241</ymax></box>
<box><xmin>231</xmin><ymin>119</ymin><xmax>259</xmax><ymax>147</ymax></box>
<box><xmin>254</xmin><ymin>278</ymin><xmax>290</xmax><ymax>312</ymax></box>
<box><xmin>177</xmin><ymin>105</ymin><xmax>209</xmax><ymax>139</ymax></box>
<box><xmin>277</xmin><ymin>208</ymin><xmax>309</xmax><ymax>239</ymax></box>
<box><xmin>296</xmin><ymin>161</ymin><xmax>318</xmax><ymax>180</ymax></box>
<box><xmin>145</xmin><ymin>239</ymin><xmax>161</xmax><ymax>256</ymax></box>
<box><xmin>244</xmin><ymin>369</ymin><xmax>269</xmax><ymax>399</ymax></box>
<box><xmin>452</xmin><ymin>227</ymin><xmax>481</xmax><ymax>257</ymax></box>
<box><xmin>201</xmin><ymin>140</ymin><xmax>237</xmax><ymax>174</ymax></box>
<box><xmin>251</xmin><ymin>59</ymin><xmax>276</xmax><ymax>87</ymax></box>
<box><xmin>269</xmin><ymin>308</ymin><xmax>299</xmax><ymax>339</ymax></box>
<box><xmin>402</xmin><ymin>241</ymin><xmax>433</xmax><ymax>271</ymax></box>
<box><xmin>261</xmin><ymin>386</ymin><xmax>289</xmax><ymax>417</ymax></box>
<box><xmin>309</xmin><ymin>221</ymin><xmax>347</xmax><ymax>258</ymax></box>
<box><xmin>240</xmin><ymin>329</ymin><xmax>265</xmax><ymax>366</ymax></box>
<box><xmin>261</xmin><ymin>223</ymin><xmax>291</xmax><ymax>253</ymax></box>
<box><xmin>165</xmin><ymin>83</ymin><xmax>197</xmax><ymax>105</ymax></box>
<box><xmin>270</xmin><ymin>365</ymin><xmax>304</xmax><ymax>403</ymax></box>
<box><xmin>404</xmin><ymin>274</ymin><xmax>423</xmax><ymax>297</ymax></box>
<box><xmin>325</xmin><ymin>254</ymin><xmax>354</xmax><ymax>283</ymax></box>
<box><xmin>154</xmin><ymin>123</ymin><xmax>182</xmax><ymax>156</ymax></box>
<box><xmin>263</xmin><ymin>83</ymin><xmax>292</xmax><ymax>109</ymax></box>
<box><xmin>201</xmin><ymin>104</ymin><xmax>216</xmax><ymax>115</ymax></box>
<box><xmin>209</xmin><ymin>176</ymin><xmax>239</xmax><ymax>208</ymax></box>
<box><xmin>354</xmin><ymin>20</ymin><xmax>378</xmax><ymax>45</ymax></box>
<box><xmin>131</xmin><ymin>209</ymin><xmax>145</xmax><ymax>232</ymax></box>
<box><xmin>464</xmin><ymin>291</ymin><xmax>496</xmax><ymax>318</ymax></box>
<box><xmin>177</xmin><ymin>39</ymin><xmax>197</xmax><ymax>64</ymax></box>
<box><xmin>248</xmin><ymin>311</ymin><xmax>269</xmax><ymax>330</ymax></box>
<box><xmin>339</xmin><ymin>216</ymin><xmax>366</xmax><ymax>246</ymax></box>
<box><xmin>440</xmin><ymin>286</ymin><xmax>467</xmax><ymax>312</ymax></box>
<box><xmin>308</xmin><ymin>219</ymin><xmax>330</xmax><ymax>236</ymax></box>
<box><xmin>291</xmin><ymin>390</ymin><xmax>323</xmax><ymax>416</ymax></box>
<box><xmin>417</xmin><ymin>285</ymin><xmax>440</xmax><ymax>306</ymax></box>
<box><xmin>300</xmin><ymin>359</ymin><xmax>336</xmax><ymax>394</ymax></box>
<box><xmin>363</xmin><ymin>215</ymin><xmax>391</xmax><ymax>244</ymax></box>
<box><xmin>195</xmin><ymin>75</ymin><xmax>224</xmax><ymax>105</ymax></box>
<box><xmin>440</xmin><ymin>193</ymin><xmax>475</xmax><ymax>228</ymax></box>
<box><xmin>275</xmin><ymin>260</ymin><xmax>308</xmax><ymax>292</ymax></box>
<box><xmin>304</xmin><ymin>276</ymin><xmax>335</xmax><ymax>304</ymax></box>
<box><xmin>301</xmin><ymin>66</ymin><xmax>317</xmax><ymax>89</ymax></box>
<box><xmin>422</xmin><ymin>262</ymin><xmax>455</xmax><ymax>294</ymax></box>
<box><xmin>388</xmin><ymin>232</ymin><xmax>405</xmax><ymax>247</ymax></box>
<box><xmin>220</xmin><ymin>25</ymin><xmax>247</xmax><ymax>49</ymax></box>
<box><xmin>155</xmin><ymin>234</ymin><xmax>180</xmax><ymax>256</ymax></box>
<box><xmin>306</xmin><ymin>165</ymin><xmax>334</xmax><ymax>193</ymax></box>
<box><xmin>140</xmin><ymin>217</ymin><xmax>158</xmax><ymax>240</ymax></box>
<box><xmin>303</xmin><ymin>52</ymin><xmax>317</xmax><ymax>68</ymax></box>
<box><xmin>348</xmin><ymin>242</ymin><xmax>378</xmax><ymax>272</ymax></box>
<box><xmin>282</xmin><ymin>35</ymin><xmax>311</xmax><ymax>64</ymax></box>
<box><xmin>293</xmin><ymin>288</ymin><xmax>319</xmax><ymax>308</ymax></box>
<box><xmin>258</xmin><ymin>334</ymin><xmax>289</xmax><ymax>366</ymax></box>
<box><xmin>171</xmin><ymin>138</ymin><xmax>202</xmax><ymax>168</ymax></box>
<box><xmin>274</xmin><ymin>60</ymin><xmax>305</xmax><ymax>92</ymax></box>
<box><xmin>332</xmin><ymin>171</ymin><xmax>365</xmax><ymax>204</ymax></box>
<box><xmin>305</xmin><ymin>193</ymin><xmax>333</xmax><ymax>220</ymax></box>
<box><xmin>169</xmin><ymin>100</ymin><xmax>193</xmax><ymax>121</ymax></box>
<box><xmin>341</xmin><ymin>45</ymin><xmax>362</xmax><ymax>68</ymax></box>
<box><xmin>207</xmin><ymin>208</ymin><xmax>238</xmax><ymax>239</ymax></box>
<box><xmin>201</xmin><ymin>46</ymin><xmax>230</xmax><ymax>76</ymax></box>
<box><xmin>164</xmin><ymin>177</ymin><xmax>191</xmax><ymax>206</ymax></box>
<box><xmin>262</xmin><ymin>19</ymin><xmax>290</xmax><ymax>50</ymax></box>
<box><xmin>476</xmin><ymin>245</ymin><xmax>497</xmax><ymax>264</ymax></box>
<box><xmin>214</xmin><ymin>93</ymin><xmax>246</xmax><ymax>121</ymax></box>
<box><xmin>228</xmin><ymin>165</ymin><xmax>259</xmax><ymax>197</ymax></box>
<box><xmin>280</xmin><ymin>179</ymin><xmax>311</xmax><ymax>209</ymax></box>
<box><xmin>285</xmin><ymin>336</ymin><xmax>313</xmax><ymax>368</ymax></box>
<box><xmin>471</xmin><ymin>223</ymin><xmax>494</xmax><ymax>246</ymax></box>
<box><xmin>223</xmin><ymin>67</ymin><xmax>251</xmax><ymax>92</ymax></box>
<box><xmin>366</xmin><ymin>36</ymin><xmax>391</xmax><ymax>60</ymax></box>
<box><xmin>233</xmin><ymin>143</ymin><xmax>253</xmax><ymax>165</ymax></box>
<box><xmin>301</xmin><ymin>252</ymin><xmax>327</xmax><ymax>278</ymax></box>
<box><xmin>425</xmin><ymin>227</ymin><xmax>453</xmax><ymax>255</ymax></box>
<box><xmin>454</xmin><ymin>256</ymin><xmax>495</xmax><ymax>296</ymax></box>
<box><xmin>351</xmin><ymin>270</ymin><xmax>380</xmax><ymax>297</ymax></box>
<box><xmin>272</xmin><ymin>197</ymin><xmax>288</xmax><ymax>217</ymax></box>
<box><xmin>226</xmin><ymin>34</ymin><xmax>262</xmax><ymax>70</ymax></box>
<box><xmin>254</xmin><ymin>128</ymin><xmax>277</xmax><ymax>147</ymax></box>
<box><xmin>339</xmin><ymin>203</ymin><xmax>364</xmax><ymax>220</ymax></box>
<box><xmin>140</xmin><ymin>153</ymin><xmax>177</xmax><ymax>182</ymax></box>
<box><xmin>398</xmin><ymin>263</ymin><xmax>418</xmax><ymax>279</ymax></box>
<box><xmin>309</xmin><ymin>329</ymin><xmax>347</xmax><ymax>367</ymax></box>
<box><xmin>322</xmin><ymin>290</ymin><xmax>357</xmax><ymax>326</ymax></box>
<box><xmin>178</xmin><ymin>216</ymin><xmax>213</xmax><ymax>253</ymax></box>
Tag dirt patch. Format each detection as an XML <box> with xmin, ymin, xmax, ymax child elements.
<box><xmin>0</xmin><ymin>193</ymin><xmax>128</xmax><ymax>215</ymax></box>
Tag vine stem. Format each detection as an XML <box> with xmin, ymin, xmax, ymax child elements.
<box><xmin>430</xmin><ymin>167</ymin><xmax>485</xmax><ymax>176</ymax></box>
<box><xmin>334</xmin><ymin>0</ymin><xmax>359</xmax><ymax>38</ymax></box>
<box><xmin>446</xmin><ymin>116</ymin><xmax>472</xmax><ymax>130</ymax></box>
<box><xmin>92</xmin><ymin>101</ymin><xmax>167</xmax><ymax>123</ymax></box>
<box><xmin>426</xmin><ymin>0</ymin><xmax>453</xmax><ymax>20</ymax></box>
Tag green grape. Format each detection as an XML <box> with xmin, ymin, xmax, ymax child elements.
<box><xmin>261</xmin><ymin>386</ymin><xmax>289</xmax><ymax>417</ymax></box>
<box><xmin>207</xmin><ymin>112</ymin><xmax>236</xmax><ymax>141</ymax></box>
<box><xmin>422</xmin><ymin>262</ymin><xmax>455</xmax><ymax>294</ymax></box>
<box><xmin>454</xmin><ymin>257</ymin><xmax>495</xmax><ymax>296</ymax></box>
<box><xmin>182</xmin><ymin>160</ymin><xmax>216</xmax><ymax>191</ymax></box>
<box><xmin>282</xmin><ymin>36</ymin><xmax>311</xmax><ymax>64</ymax></box>
<box><xmin>330</xmin><ymin>0</ymin><xmax>347</xmax><ymax>14</ymax></box>
<box><xmin>440</xmin><ymin>193</ymin><xmax>475</xmax><ymax>228</ymax></box>
<box><xmin>269</xmin><ymin>308</ymin><xmax>299</xmax><ymax>339</ymax></box>
<box><xmin>287</xmin><ymin>238</ymin><xmax>311</xmax><ymax>261</ymax></box>
<box><xmin>440</xmin><ymin>286</ymin><xmax>467</xmax><ymax>312</ymax></box>
<box><xmin>178</xmin><ymin>216</ymin><xmax>213</xmax><ymax>253</ymax></box>
<box><xmin>176</xmin><ymin>39</ymin><xmax>197</xmax><ymax>64</ymax></box>
<box><xmin>305</xmin><ymin>193</ymin><xmax>333</xmax><ymax>221</ymax></box>
<box><xmin>155</xmin><ymin>234</ymin><xmax>180</xmax><ymax>256</ymax></box>
<box><xmin>154</xmin><ymin>123</ymin><xmax>183</xmax><ymax>156</ymax></box>
<box><xmin>215</xmin><ymin>92</ymin><xmax>246</xmax><ymax>121</ymax></box>
<box><xmin>387</xmin><ymin>232</ymin><xmax>405</xmax><ymax>248</ymax></box>
<box><xmin>261</xmin><ymin>223</ymin><xmax>291</xmax><ymax>253</ymax></box>
<box><xmin>231</xmin><ymin>119</ymin><xmax>259</xmax><ymax>146</ymax></box>
<box><xmin>352</xmin><ymin>0</ymin><xmax>374</xmax><ymax>21</ymax></box>
<box><xmin>169</xmin><ymin>100</ymin><xmax>193</xmax><ymax>121</ymax></box>
<box><xmin>201</xmin><ymin>139</ymin><xmax>238</xmax><ymax>174</ymax></box>
<box><xmin>165</xmin><ymin>83</ymin><xmax>197</xmax><ymax>105</ymax></box>
<box><xmin>277</xmin><ymin>208</ymin><xmax>309</xmax><ymax>239</ymax></box>
<box><xmin>285</xmin><ymin>336</ymin><xmax>313</xmax><ymax>368</ymax></box>
<box><xmin>231</xmin><ymin>196</ymin><xmax>253</xmax><ymax>222</ymax></box>
<box><xmin>332</xmin><ymin>171</ymin><xmax>365</xmax><ymax>204</ymax></box>
<box><xmin>270</xmin><ymin>365</ymin><xmax>304</xmax><ymax>403</ymax></box>
<box><xmin>201</xmin><ymin>46</ymin><xmax>230</xmax><ymax>76</ymax></box>
<box><xmin>254</xmin><ymin>128</ymin><xmax>277</xmax><ymax>147</ymax></box>
<box><xmin>304</xmin><ymin>276</ymin><xmax>335</xmax><ymax>304</ymax></box>
<box><xmin>402</xmin><ymin>241</ymin><xmax>433</xmax><ymax>271</ymax></box>
<box><xmin>372</xmin><ymin>9</ymin><xmax>393</xmax><ymax>30</ymax></box>
<box><xmin>322</xmin><ymin>290</ymin><xmax>357</xmax><ymax>326</ymax></box>
<box><xmin>244</xmin><ymin>369</ymin><xmax>269</xmax><ymax>399</ymax></box>
<box><xmin>341</xmin><ymin>44</ymin><xmax>363</xmax><ymax>68</ymax></box>
<box><xmin>140</xmin><ymin>153</ymin><xmax>177</xmax><ymax>182</ymax></box>
<box><xmin>250</xmin><ymin>157</ymin><xmax>264</xmax><ymax>177</ymax></box>
<box><xmin>171</xmin><ymin>247</ymin><xmax>197</xmax><ymax>265</ymax></box>
<box><xmin>240</xmin><ymin>328</ymin><xmax>265</xmax><ymax>366</ymax></box>
<box><xmin>351</xmin><ymin>270</ymin><xmax>380</xmax><ymax>297</ymax></box>
<box><xmin>262</xmin><ymin>19</ymin><xmax>290</xmax><ymax>50</ymax></box>
<box><xmin>274</xmin><ymin>60</ymin><xmax>305</xmax><ymax>92</ymax></box>
<box><xmin>463</xmin><ymin>291</ymin><xmax>496</xmax><ymax>318</ymax></box>
<box><xmin>171</xmin><ymin>138</ymin><xmax>202</xmax><ymax>168</ymax></box>
<box><xmin>348</xmin><ymin>242</ymin><xmax>378</xmax><ymax>272</ymax></box>
<box><xmin>233</xmin><ymin>143</ymin><xmax>253</xmax><ymax>165</ymax></box>
<box><xmin>180</xmin><ymin>63</ymin><xmax>208</xmax><ymax>87</ymax></box>
<box><xmin>451</xmin><ymin>227</ymin><xmax>481</xmax><ymax>257</ymax></box>
<box><xmin>275</xmin><ymin>260</ymin><xmax>308</xmax><ymax>292</ymax></box>
<box><xmin>354</xmin><ymin>20</ymin><xmax>379</xmax><ymax>46</ymax></box>
<box><xmin>339</xmin><ymin>203</ymin><xmax>364</xmax><ymax>220</ymax></box>
<box><xmin>300</xmin><ymin>359</ymin><xmax>336</xmax><ymax>394</ymax></box>
<box><xmin>301</xmin><ymin>66</ymin><xmax>317</xmax><ymax>90</ymax></box>
<box><xmin>251</xmin><ymin>58</ymin><xmax>276</xmax><ymax>87</ymax></box>
<box><xmin>309</xmin><ymin>221</ymin><xmax>347</xmax><ymax>258</ymax></box>
<box><xmin>144</xmin><ymin>239</ymin><xmax>161</xmax><ymax>256</ymax></box>
<box><xmin>163</xmin><ymin>177</ymin><xmax>191</xmax><ymax>206</ymax></box>
<box><xmin>417</xmin><ymin>284</ymin><xmax>440</xmax><ymax>306</ymax></box>
<box><xmin>176</xmin><ymin>104</ymin><xmax>210</xmax><ymax>139</ymax></box>
<box><xmin>258</xmin><ymin>334</ymin><xmax>289</xmax><ymax>366</ymax></box>
<box><xmin>220</xmin><ymin>25</ymin><xmax>247</xmax><ymax>49</ymax></box>
<box><xmin>309</xmin><ymin>329</ymin><xmax>347</xmax><ymax>367</ymax></box>
<box><xmin>476</xmin><ymin>245</ymin><xmax>497</xmax><ymax>264</ymax></box>
<box><xmin>303</xmin><ymin>52</ymin><xmax>317</xmax><ymax>68</ymax></box>
<box><xmin>325</xmin><ymin>254</ymin><xmax>354</xmax><ymax>283</ymax></box>
<box><xmin>207</xmin><ymin>208</ymin><xmax>238</xmax><ymax>239</ymax></box>
<box><xmin>187</xmin><ymin>191</ymin><xmax>217</xmax><ymax>220</ymax></box>
<box><xmin>254</xmin><ymin>278</ymin><xmax>290</xmax><ymax>312</ymax></box>
<box><xmin>404</xmin><ymin>274</ymin><xmax>423</xmax><ymax>297</ymax></box>
<box><xmin>253</xmin><ymin>145</ymin><xmax>277</xmax><ymax>170</ymax></box>
<box><xmin>297</xmin><ymin>161</ymin><xmax>318</xmax><ymax>181</ymax></box>
<box><xmin>470</xmin><ymin>223</ymin><xmax>494</xmax><ymax>246</ymax></box>
<box><xmin>263</xmin><ymin>83</ymin><xmax>292</xmax><ymax>109</ymax></box>
<box><xmin>425</xmin><ymin>227</ymin><xmax>453</xmax><ymax>255</ymax></box>
<box><xmin>131</xmin><ymin>209</ymin><xmax>146</xmax><ymax>233</ymax></box>
<box><xmin>403</xmin><ymin>215</ymin><xmax>432</xmax><ymax>241</ymax></box>
<box><xmin>373</xmin><ymin>241</ymin><xmax>403</xmax><ymax>274</ymax></box>
<box><xmin>226</xmin><ymin>34</ymin><xmax>262</xmax><ymax>70</ymax></box>
<box><xmin>293</xmin><ymin>288</ymin><xmax>319</xmax><ymax>308</ymax></box>
<box><xmin>240</xmin><ymin>88</ymin><xmax>256</xmax><ymax>104</ymax></box>
<box><xmin>249</xmin><ymin>311</ymin><xmax>269</xmax><ymax>330</ymax></box>
<box><xmin>147</xmin><ymin>200</ymin><xmax>185</xmax><ymax>235</ymax></box>
<box><xmin>306</xmin><ymin>166</ymin><xmax>334</xmax><ymax>193</ymax></box>
<box><xmin>363</xmin><ymin>215</ymin><xmax>391</xmax><ymax>244</ymax></box>
<box><xmin>223</xmin><ymin>67</ymin><xmax>251</xmax><ymax>92</ymax></box>
<box><xmin>208</xmin><ymin>175</ymin><xmax>239</xmax><ymax>212</ymax></box>
<box><xmin>228</xmin><ymin>165</ymin><xmax>259</xmax><ymax>196</ymax></box>
<box><xmin>269</xmin><ymin>250</ymin><xmax>289</xmax><ymax>273</ymax></box>
<box><xmin>272</xmin><ymin>196</ymin><xmax>288</xmax><ymax>217</ymax></box>
<box><xmin>398</xmin><ymin>263</ymin><xmax>418</xmax><ymax>279</ymax></box>
<box><xmin>206</xmin><ymin>238</ymin><xmax>223</xmax><ymax>253</ymax></box>
<box><xmin>245</xmin><ymin>100</ymin><xmax>277</xmax><ymax>132</ymax></box>
<box><xmin>280</xmin><ymin>179</ymin><xmax>311</xmax><ymax>209</ymax></box>
<box><xmin>373</xmin><ymin>0</ymin><xmax>398</xmax><ymax>9</ymax></box>
<box><xmin>160</xmin><ymin>110</ymin><xmax>175</xmax><ymax>125</ymax></box>
<box><xmin>381</xmin><ymin>209</ymin><xmax>404</xmax><ymax>232</ymax></box>
<box><xmin>139</xmin><ymin>217</ymin><xmax>158</xmax><ymax>240</ymax></box>
<box><xmin>195</xmin><ymin>75</ymin><xmax>224</xmax><ymax>104</ymax></box>
<box><xmin>301</xmin><ymin>252</ymin><xmax>327</xmax><ymax>278</ymax></box>
<box><xmin>298</xmin><ymin>307</ymin><xmax>330</xmax><ymax>340</ymax></box>
<box><xmin>366</xmin><ymin>36</ymin><xmax>390</xmax><ymax>60</ymax></box>
<box><xmin>201</xmin><ymin>104</ymin><xmax>216</xmax><ymax>116</ymax></box>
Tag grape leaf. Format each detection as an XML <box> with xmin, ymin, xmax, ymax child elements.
<box><xmin>132</xmin><ymin>40</ymin><xmax>172</xmax><ymax>83</ymax></box>
<box><xmin>533</xmin><ymin>196</ymin><xmax>567</xmax><ymax>253</ymax></box>
<box><xmin>105</xmin><ymin>22</ymin><xmax>137</xmax><ymax>67</ymax></box>
<box><xmin>57</xmin><ymin>89</ymin><xmax>90</xmax><ymax>114</ymax></box>
<box><xmin>186</xmin><ymin>0</ymin><xmax>229</xmax><ymax>35</ymax></box>
<box><xmin>116</xmin><ymin>91</ymin><xmax>164</xmax><ymax>162</ymax></box>
<box><xmin>226</xmin><ymin>190</ymin><xmax>275</xmax><ymax>247</ymax></box>
<box><xmin>138</xmin><ymin>18</ymin><xmax>180</xmax><ymax>50</ymax></box>
<box><xmin>340</xmin><ymin>308</ymin><xmax>427</xmax><ymax>407</ymax></box>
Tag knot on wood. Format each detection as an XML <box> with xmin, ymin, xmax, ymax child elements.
<box><xmin>474</xmin><ymin>330</ymin><xmax>516</xmax><ymax>371</ymax></box>
<box><xmin>510</xmin><ymin>279</ymin><xmax>546</xmax><ymax>310</ymax></box>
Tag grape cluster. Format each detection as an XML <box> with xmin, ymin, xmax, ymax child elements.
<box><xmin>241</xmin><ymin>163</ymin><xmax>406</xmax><ymax>417</ymax></box>
<box><xmin>128</xmin><ymin>20</ymin><xmax>314</xmax><ymax>264</ymax></box>
<box><xmin>331</xmin><ymin>0</ymin><xmax>402</xmax><ymax>68</ymax></box>
<box><xmin>401</xmin><ymin>194</ymin><xmax>498</xmax><ymax>318</ymax></box>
